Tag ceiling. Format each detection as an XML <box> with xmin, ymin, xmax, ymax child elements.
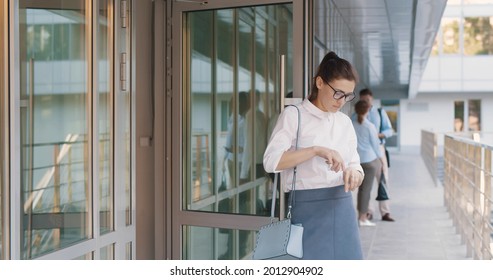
<box><xmin>330</xmin><ymin>0</ymin><xmax>447</xmax><ymax>100</ymax></box>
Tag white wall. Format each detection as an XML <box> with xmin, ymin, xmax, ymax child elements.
<box><xmin>399</xmin><ymin>92</ymin><xmax>493</xmax><ymax>147</ymax></box>
<box><xmin>400</xmin><ymin>95</ymin><xmax>452</xmax><ymax>147</ymax></box>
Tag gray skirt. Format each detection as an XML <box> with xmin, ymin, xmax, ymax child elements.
<box><xmin>290</xmin><ymin>186</ymin><xmax>363</xmax><ymax>260</ymax></box>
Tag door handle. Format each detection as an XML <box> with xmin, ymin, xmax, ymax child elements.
<box><xmin>279</xmin><ymin>54</ymin><xmax>286</xmax><ymax>220</ymax></box>
<box><xmin>280</xmin><ymin>54</ymin><xmax>285</xmax><ymax>112</ymax></box>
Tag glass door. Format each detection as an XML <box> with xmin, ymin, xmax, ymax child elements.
<box><xmin>16</xmin><ymin>0</ymin><xmax>114</xmax><ymax>259</ymax></box>
<box><xmin>173</xmin><ymin>0</ymin><xmax>302</xmax><ymax>260</ymax></box>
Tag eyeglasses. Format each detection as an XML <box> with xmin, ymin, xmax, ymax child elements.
<box><xmin>327</xmin><ymin>83</ymin><xmax>355</xmax><ymax>102</ymax></box>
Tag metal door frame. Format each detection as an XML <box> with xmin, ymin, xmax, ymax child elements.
<box><xmin>166</xmin><ymin>0</ymin><xmax>308</xmax><ymax>259</ymax></box>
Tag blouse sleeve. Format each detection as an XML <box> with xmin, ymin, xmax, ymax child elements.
<box><xmin>346</xmin><ymin>120</ymin><xmax>364</xmax><ymax>174</ymax></box>
<box><xmin>263</xmin><ymin>106</ymin><xmax>298</xmax><ymax>173</ymax></box>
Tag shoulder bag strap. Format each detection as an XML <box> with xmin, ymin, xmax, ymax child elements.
<box><xmin>378</xmin><ymin>108</ymin><xmax>384</xmax><ymax>144</ymax></box>
<box><xmin>269</xmin><ymin>105</ymin><xmax>301</xmax><ymax>220</ymax></box>
<box><xmin>286</xmin><ymin>105</ymin><xmax>300</xmax><ymax>218</ymax></box>
<box><xmin>377</xmin><ymin>108</ymin><xmax>383</xmax><ymax>133</ymax></box>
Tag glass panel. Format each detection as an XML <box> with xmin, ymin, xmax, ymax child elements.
<box><xmin>73</xmin><ymin>252</ymin><xmax>93</xmax><ymax>260</ymax></box>
<box><xmin>216</xmin><ymin>9</ymin><xmax>235</xmax><ymax>212</ymax></box>
<box><xmin>100</xmin><ymin>243</ymin><xmax>114</xmax><ymax>260</ymax></box>
<box><xmin>442</xmin><ymin>18</ymin><xmax>460</xmax><ymax>54</ymax></box>
<box><xmin>186</xmin><ymin>5</ymin><xmax>292</xmax><ymax>216</ymax></box>
<box><xmin>464</xmin><ymin>17</ymin><xmax>493</xmax><ymax>55</ymax></box>
<box><xmin>98</xmin><ymin>0</ymin><xmax>113</xmax><ymax>235</ymax></box>
<box><xmin>189</xmin><ymin>10</ymin><xmax>213</xmax><ymax>205</ymax></box>
<box><xmin>19</xmin><ymin>0</ymin><xmax>89</xmax><ymax>259</ymax></box>
<box><xmin>184</xmin><ymin>4</ymin><xmax>292</xmax><ymax>260</ymax></box>
<box><xmin>237</xmin><ymin>9</ymin><xmax>254</xmax><ymax>219</ymax></box>
<box><xmin>455</xmin><ymin>101</ymin><xmax>465</xmax><ymax>132</ymax></box>
<box><xmin>468</xmin><ymin>100</ymin><xmax>481</xmax><ymax>131</ymax></box>
<box><xmin>183</xmin><ymin>225</ymin><xmax>255</xmax><ymax>260</ymax></box>
<box><xmin>125</xmin><ymin>242</ymin><xmax>132</xmax><ymax>260</ymax></box>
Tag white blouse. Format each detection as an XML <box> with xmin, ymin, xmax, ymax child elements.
<box><xmin>263</xmin><ymin>99</ymin><xmax>363</xmax><ymax>192</ymax></box>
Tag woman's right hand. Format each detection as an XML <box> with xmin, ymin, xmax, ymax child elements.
<box><xmin>314</xmin><ymin>146</ymin><xmax>345</xmax><ymax>172</ymax></box>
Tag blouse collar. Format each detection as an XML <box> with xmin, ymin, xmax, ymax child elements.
<box><xmin>301</xmin><ymin>98</ymin><xmax>333</xmax><ymax>119</ymax></box>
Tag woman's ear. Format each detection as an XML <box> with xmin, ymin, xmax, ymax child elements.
<box><xmin>315</xmin><ymin>76</ymin><xmax>324</xmax><ymax>89</ymax></box>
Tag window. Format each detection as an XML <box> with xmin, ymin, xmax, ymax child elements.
<box><xmin>442</xmin><ymin>18</ymin><xmax>461</xmax><ymax>54</ymax></box>
<box><xmin>15</xmin><ymin>0</ymin><xmax>125</xmax><ymax>259</ymax></box>
<box><xmin>183</xmin><ymin>4</ymin><xmax>293</xmax><ymax>260</ymax></box>
<box><xmin>19</xmin><ymin>4</ymin><xmax>91</xmax><ymax>259</ymax></box>
<box><xmin>454</xmin><ymin>100</ymin><xmax>481</xmax><ymax>132</ymax></box>
<box><xmin>468</xmin><ymin>100</ymin><xmax>481</xmax><ymax>131</ymax></box>
<box><xmin>454</xmin><ymin>101</ymin><xmax>465</xmax><ymax>132</ymax></box>
<box><xmin>464</xmin><ymin>17</ymin><xmax>493</xmax><ymax>55</ymax></box>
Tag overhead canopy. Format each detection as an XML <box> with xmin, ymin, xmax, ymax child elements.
<box><xmin>330</xmin><ymin>0</ymin><xmax>447</xmax><ymax>99</ymax></box>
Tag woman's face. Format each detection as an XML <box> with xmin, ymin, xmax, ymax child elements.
<box><xmin>313</xmin><ymin>77</ymin><xmax>356</xmax><ymax>113</ymax></box>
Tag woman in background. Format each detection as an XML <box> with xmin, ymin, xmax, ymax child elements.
<box><xmin>352</xmin><ymin>100</ymin><xmax>383</xmax><ymax>227</ymax></box>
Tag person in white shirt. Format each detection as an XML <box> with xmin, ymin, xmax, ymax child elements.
<box><xmin>263</xmin><ymin>51</ymin><xmax>364</xmax><ymax>260</ymax></box>
<box><xmin>240</xmin><ymin>90</ymin><xmax>268</xmax><ymax>182</ymax></box>
<box><xmin>224</xmin><ymin>91</ymin><xmax>250</xmax><ymax>187</ymax></box>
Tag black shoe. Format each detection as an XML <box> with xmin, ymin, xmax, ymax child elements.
<box><xmin>382</xmin><ymin>213</ymin><xmax>395</xmax><ymax>222</ymax></box>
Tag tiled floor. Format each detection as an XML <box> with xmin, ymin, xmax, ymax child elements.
<box><xmin>357</xmin><ymin>148</ymin><xmax>470</xmax><ymax>260</ymax></box>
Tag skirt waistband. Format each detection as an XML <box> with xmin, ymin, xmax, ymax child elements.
<box><xmin>289</xmin><ymin>185</ymin><xmax>350</xmax><ymax>202</ymax></box>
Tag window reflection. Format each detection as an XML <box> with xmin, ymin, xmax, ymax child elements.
<box><xmin>187</xmin><ymin>6</ymin><xmax>291</xmax><ymax>215</ymax></box>
<box><xmin>468</xmin><ymin>100</ymin><xmax>481</xmax><ymax>131</ymax></box>
<box><xmin>19</xmin><ymin>1</ymin><xmax>90</xmax><ymax>259</ymax></box>
<box><xmin>464</xmin><ymin>17</ymin><xmax>493</xmax><ymax>55</ymax></box>
<box><xmin>454</xmin><ymin>100</ymin><xmax>482</xmax><ymax>132</ymax></box>
<box><xmin>98</xmin><ymin>0</ymin><xmax>113</xmax><ymax>235</ymax></box>
<box><xmin>185</xmin><ymin>4</ymin><xmax>292</xmax><ymax>260</ymax></box>
<box><xmin>100</xmin><ymin>243</ymin><xmax>114</xmax><ymax>260</ymax></box>
<box><xmin>442</xmin><ymin>18</ymin><xmax>460</xmax><ymax>54</ymax></box>
<box><xmin>454</xmin><ymin>101</ymin><xmax>465</xmax><ymax>132</ymax></box>
<box><xmin>183</xmin><ymin>225</ymin><xmax>255</xmax><ymax>260</ymax></box>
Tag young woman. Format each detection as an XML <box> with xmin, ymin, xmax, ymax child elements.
<box><xmin>263</xmin><ymin>51</ymin><xmax>364</xmax><ymax>259</ymax></box>
<box><xmin>352</xmin><ymin>100</ymin><xmax>383</xmax><ymax>227</ymax></box>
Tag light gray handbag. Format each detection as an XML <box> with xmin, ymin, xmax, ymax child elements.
<box><xmin>252</xmin><ymin>105</ymin><xmax>303</xmax><ymax>260</ymax></box>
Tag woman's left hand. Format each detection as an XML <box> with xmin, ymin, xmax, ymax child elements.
<box><xmin>343</xmin><ymin>168</ymin><xmax>364</xmax><ymax>192</ymax></box>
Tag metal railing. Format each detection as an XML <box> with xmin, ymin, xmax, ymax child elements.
<box><xmin>443</xmin><ymin>134</ymin><xmax>493</xmax><ymax>259</ymax></box>
<box><xmin>22</xmin><ymin>134</ymin><xmax>112</xmax><ymax>258</ymax></box>
<box><xmin>421</xmin><ymin>130</ymin><xmax>439</xmax><ymax>186</ymax></box>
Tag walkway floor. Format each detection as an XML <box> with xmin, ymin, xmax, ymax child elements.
<box><xmin>357</xmin><ymin>147</ymin><xmax>470</xmax><ymax>260</ymax></box>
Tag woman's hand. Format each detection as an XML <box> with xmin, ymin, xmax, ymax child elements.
<box><xmin>314</xmin><ymin>146</ymin><xmax>345</xmax><ymax>172</ymax></box>
<box><xmin>343</xmin><ymin>168</ymin><xmax>364</xmax><ymax>192</ymax></box>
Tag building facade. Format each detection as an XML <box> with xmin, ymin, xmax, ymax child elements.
<box><xmin>401</xmin><ymin>0</ymin><xmax>493</xmax><ymax>147</ymax></box>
